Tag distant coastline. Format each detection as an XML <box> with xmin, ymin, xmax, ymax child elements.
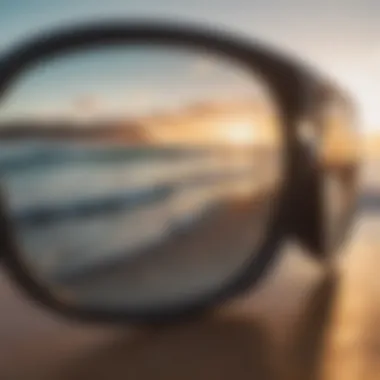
<box><xmin>0</xmin><ymin>120</ymin><xmax>147</xmax><ymax>142</ymax></box>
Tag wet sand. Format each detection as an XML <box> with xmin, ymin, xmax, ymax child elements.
<box><xmin>1</xmin><ymin>161</ymin><xmax>380</xmax><ymax>379</ymax></box>
<box><xmin>54</xmin><ymin>194</ymin><xmax>274</xmax><ymax>309</ymax></box>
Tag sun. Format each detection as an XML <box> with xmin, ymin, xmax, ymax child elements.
<box><xmin>223</xmin><ymin>119</ymin><xmax>257</xmax><ymax>145</ymax></box>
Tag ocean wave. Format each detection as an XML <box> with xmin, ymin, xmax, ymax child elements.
<box><xmin>13</xmin><ymin>184</ymin><xmax>175</xmax><ymax>227</ymax></box>
<box><xmin>11</xmin><ymin>167</ymin><xmax>258</xmax><ymax>227</ymax></box>
<box><xmin>0</xmin><ymin>144</ymin><xmax>218</xmax><ymax>175</ymax></box>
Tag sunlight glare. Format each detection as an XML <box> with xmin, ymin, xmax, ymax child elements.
<box><xmin>223</xmin><ymin>119</ymin><xmax>257</xmax><ymax>145</ymax></box>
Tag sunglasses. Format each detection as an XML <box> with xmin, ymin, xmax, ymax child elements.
<box><xmin>0</xmin><ymin>19</ymin><xmax>359</xmax><ymax>325</ymax></box>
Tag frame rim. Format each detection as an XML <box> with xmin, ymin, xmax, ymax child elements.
<box><xmin>0</xmin><ymin>19</ymin><xmax>311</xmax><ymax>325</ymax></box>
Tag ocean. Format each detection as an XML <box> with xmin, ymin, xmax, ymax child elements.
<box><xmin>0</xmin><ymin>141</ymin><xmax>273</xmax><ymax>279</ymax></box>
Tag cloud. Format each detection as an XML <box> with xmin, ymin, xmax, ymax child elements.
<box><xmin>73</xmin><ymin>95</ymin><xmax>104</xmax><ymax>113</ymax></box>
<box><xmin>190</xmin><ymin>56</ymin><xmax>219</xmax><ymax>77</ymax></box>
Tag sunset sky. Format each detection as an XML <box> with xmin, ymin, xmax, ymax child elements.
<box><xmin>0</xmin><ymin>45</ymin><xmax>265</xmax><ymax>122</ymax></box>
<box><xmin>1</xmin><ymin>0</ymin><xmax>379</xmax><ymax>133</ymax></box>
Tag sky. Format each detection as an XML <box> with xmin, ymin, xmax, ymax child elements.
<box><xmin>0</xmin><ymin>0</ymin><xmax>380</xmax><ymax>132</ymax></box>
<box><xmin>0</xmin><ymin>46</ymin><xmax>265</xmax><ymax>122</ymax></box>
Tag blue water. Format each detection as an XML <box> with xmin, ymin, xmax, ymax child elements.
<box><xmin>0</xmin><ymin>141</ymin><xmax>268</xmax><ymax>278</ymax></box>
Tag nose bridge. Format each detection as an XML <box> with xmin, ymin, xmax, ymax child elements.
<box><xmin>286</xmin><ymin>137</ymin><xmax>323</xmax><ymax>255</ymax></box>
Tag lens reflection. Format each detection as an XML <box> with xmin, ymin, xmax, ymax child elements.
<box><xmin>0</xmin><ymin>45</ymin><xmax>283</xmax><ymax>310</ymax></box>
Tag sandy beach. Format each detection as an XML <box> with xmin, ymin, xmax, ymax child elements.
<box><xmin>54</xmin><ymin>193</ymin><xmax>275</xmax><ymax>310</ymax></box>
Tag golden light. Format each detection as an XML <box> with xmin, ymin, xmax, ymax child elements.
<box><xmin>222</xmin><ymin>119</ymin><xmax>257</xmax><ymax>145</ymax></box>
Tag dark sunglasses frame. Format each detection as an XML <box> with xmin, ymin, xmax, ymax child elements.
<box><xmin>0</xmin><ymin>19</ymin><xmax>358</xmax><ymax>325</ymax></box>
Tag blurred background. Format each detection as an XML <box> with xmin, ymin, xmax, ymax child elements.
<box><xmin>0</xmin><ymin>1</ymin><xmax>380</xmax><ymax>379</ymax></box>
